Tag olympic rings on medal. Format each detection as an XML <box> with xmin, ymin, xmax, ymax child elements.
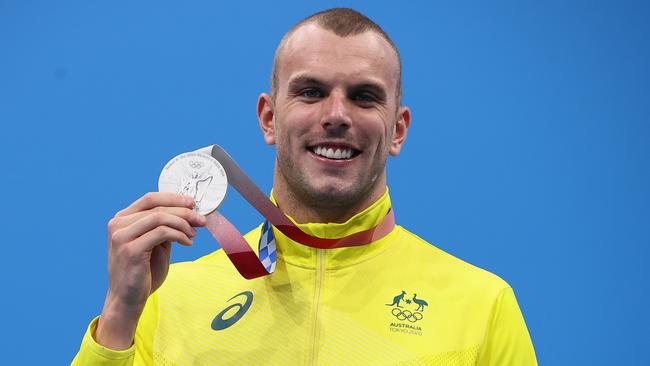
<box><xmin>391</xmin><ymin>308</ymin><xmax>423</xmax><ymax>322</ymax></box>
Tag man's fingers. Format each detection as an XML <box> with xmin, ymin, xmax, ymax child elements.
<box><xmin>116</xmin><ymin>192</ymin><xmax>195</xmax><ymax>217</ymax></box>
<box><xmin>111</xmin><ymin>212</ymin><xmax>197</xmax><ymax>244</ymax></box>
<box><xmin>110</xmin><ymin>207</ymin><xmax>207</xmax><ymax>232</ymax></box>
<box><xmin>130</xmin><ymin>225</ymin><xmax>193</xmax><ymax>253</ymax></box>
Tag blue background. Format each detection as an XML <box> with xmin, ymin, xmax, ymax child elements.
<box><xmin>1</xmin><ymin>1</ymin><xmax>649</xmax><ymax>364</ymax></box>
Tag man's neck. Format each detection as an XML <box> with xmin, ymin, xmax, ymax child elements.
<box><xmin>272</xmin><ymin>177</ymin><xmax>387</xmax><ymax>225</ymax></box>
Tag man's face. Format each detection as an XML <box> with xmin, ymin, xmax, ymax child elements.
<box><xmin>260</xmin><ymin>24</ymin><xmax>409</xmax><ymax>208</ymax></box>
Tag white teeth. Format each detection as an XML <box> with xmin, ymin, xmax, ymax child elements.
<box><xmin>312</xmin><ymin>146</ymin><xmax>354</xmax><ymax>160</ymax></box>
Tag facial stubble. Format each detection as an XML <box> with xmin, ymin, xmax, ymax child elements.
<box><xmin>274</xmin><ymin>114</ymin><xmax>393</xmax><ymax>214</ymax></box>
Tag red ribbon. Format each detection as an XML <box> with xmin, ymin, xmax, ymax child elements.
<box><xmin>202</xmin><ymin>145</ymin><xmax>395</xmax><ymax>279</ymax></box>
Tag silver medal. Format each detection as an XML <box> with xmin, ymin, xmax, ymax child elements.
<box><xmin>158</xmin><ymin>151</ymin><xmax>228</xmax><ymax>215</ymax></box>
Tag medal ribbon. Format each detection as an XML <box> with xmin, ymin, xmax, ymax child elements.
<box><xmin>199</xmin><ymin>145</ymin><xmax>395</xmax><ymax>279</ymax></box>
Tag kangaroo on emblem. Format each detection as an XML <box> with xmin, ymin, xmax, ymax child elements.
<box><xmin>386</xmin><ymin>290</ymin><xmax>407</xmax><ymax>307</ymax></box>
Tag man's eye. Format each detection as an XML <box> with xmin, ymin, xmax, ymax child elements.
<box><xmin>353</xmin><ymin>93</ymin><xmax>375</xmax><ymax>103</ymax></box>
<box><xmin>301</xmin><ymin>89</ymin><xmax>322</xmax><ymax>98</ymax></box>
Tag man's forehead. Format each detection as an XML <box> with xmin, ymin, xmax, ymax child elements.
<box><xmin>277</xmin><ymin>23</ymin><xmax>399</xmax><ymax>85</ymax></box>
<box><xmin>285</xmin><ymin>23</ymin><xmax>387</xmax><ymax>51</ymax></box>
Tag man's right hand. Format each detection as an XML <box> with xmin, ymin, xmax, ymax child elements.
<box><xmin>95</xmin><ymin>192</ymin><xmax>207</xmax><ymax>350</ymax></box>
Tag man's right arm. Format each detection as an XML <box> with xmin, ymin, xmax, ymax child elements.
<box><xmin>476</xmin><ymin>287</ymin><xmax>538</xmax><ymax>365</ymax></box>
<box><xmin>71</xmin><ymin>317</ymin><xmax>136</xmax><ymax>366</ymax></box>
<box><xmin>71</xmin><ymin>192</ymin><xmax>206</xmax><ymax>365</ymax></box>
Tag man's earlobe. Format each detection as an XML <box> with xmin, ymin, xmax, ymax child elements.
<box><xmin>257</xmin><ymin>93</ymin><xmax>276</xmax><ymax>145</ymax></box>
<box><xmin>389</xmin><ymin>106</ymin><xmax>411</xmax><ymax>157</ymax></box>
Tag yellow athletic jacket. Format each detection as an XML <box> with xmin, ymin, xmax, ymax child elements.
<box><xmin>72</xmin><ymin>191</ymin><xmax>537</xmax><ymax>365</ymax></box>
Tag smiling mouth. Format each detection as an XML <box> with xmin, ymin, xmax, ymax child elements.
<box><xmin>308</xmin><ymin>145</ymin><xmax>361</xmax><ymax>160</ymax></box>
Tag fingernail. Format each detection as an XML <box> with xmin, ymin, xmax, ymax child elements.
<box><xmin>198</xmin><ymin>215</ymin><xmax>207</xmax><ymax>225</ymax></box>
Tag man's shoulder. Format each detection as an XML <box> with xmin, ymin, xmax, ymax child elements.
<box><xmin>164</xmin><ymin>249</ymin><xmax>230</xmax><ymax>284</ymax></box>
<box><xmin>163</xmin><ymin>224</ymin><xmax>263</xmax><ymax>282</ymax></box>
<box><xmin>394</xmin><ymin>226</ymin><xmax>511</xmax><ymax>295</ymax></box>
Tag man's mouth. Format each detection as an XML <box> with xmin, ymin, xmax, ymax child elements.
<box><xmin>308</xmin><ymin>145</ymin><xmax>361</xmax><ymax>160</ymax></box>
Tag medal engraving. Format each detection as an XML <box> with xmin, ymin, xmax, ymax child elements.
<box><xmin>158</xmin><ymin>152</ymin><xmax>228</xmax><ymax>215</ymax></box>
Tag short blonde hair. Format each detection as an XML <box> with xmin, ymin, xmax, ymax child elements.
<box><xmin>271</xmin><ymin>8</ymin><xmax>402</xmax><ymax>105</ymax></box>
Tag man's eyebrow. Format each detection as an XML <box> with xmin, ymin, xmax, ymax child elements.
<box><xmin>287</xmin><ymin>76</ymin><xmax>326</xmax><ymax>90</ymax></box>
<box><xmin>351</xmin><ymin>82</ymin><xmax>388</xmax><ymax>100</ymax></box>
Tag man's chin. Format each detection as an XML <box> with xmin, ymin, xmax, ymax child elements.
<box><xmin>301</xmin><ymin>182</ymin><xmax>371</xmax><ymax>208</ymax></box>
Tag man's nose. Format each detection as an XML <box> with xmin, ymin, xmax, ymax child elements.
<box><xmin>320</xmin><ymin>90</ymin><xmax>351</xmax><ymax>130</ymax></box>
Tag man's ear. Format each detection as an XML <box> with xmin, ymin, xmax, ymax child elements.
<box><xmin>257</xmin><ymin>93</ymin><xmax>276</xmax><ymax>145</ymax></box>
<box><xmin>389</xmin><ymin>106</ymin><xmax>411</xmax><ymax>156</ymax></box>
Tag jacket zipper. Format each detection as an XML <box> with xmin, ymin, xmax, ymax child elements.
<box><xmin>309</xmin><ymin>249</ymin><xmax>325</xmax><ymax>365</ymax></box>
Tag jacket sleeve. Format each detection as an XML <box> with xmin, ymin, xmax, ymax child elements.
<box><xmin>477</xmin><ymin>287</ymin><xmax>538</xmax><ymax>366</ymax></box>
<box><xmin>70</xmin><ymin>317</ymin><xmax>135</xmax><ymax>366</ymax></box>
<box><xmin>71</xmin><ymin>293</ymin><xmax>159</xmax><ymax>366</ymax></box>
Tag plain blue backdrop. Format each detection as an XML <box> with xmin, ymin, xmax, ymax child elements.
<box><xmin>1</xmin><ymin>1</ymin><xmax>649</xmax><ymax>364</ymax></box>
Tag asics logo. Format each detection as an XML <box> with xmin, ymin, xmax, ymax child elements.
<box><xmin>211</xmin><ymin>291</ymin><xmax>253</xmax><ymax>330</ymax></box>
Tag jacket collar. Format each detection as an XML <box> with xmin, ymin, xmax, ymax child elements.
<box><xmin>270</xmin><ymin>189</ymin><xmax>398</xmax><ymax>269</ymax></box>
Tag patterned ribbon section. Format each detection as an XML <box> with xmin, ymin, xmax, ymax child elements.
<box><xmin>198</xmin><ymin>145</ymin><xmax>395</xmax><ymax>279</ymax></box>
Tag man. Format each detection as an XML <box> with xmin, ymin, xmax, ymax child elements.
<box><xmin>73</xmin><ymin>8</ymin><xmax>537</xmax><ymax>365</ymax></box>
